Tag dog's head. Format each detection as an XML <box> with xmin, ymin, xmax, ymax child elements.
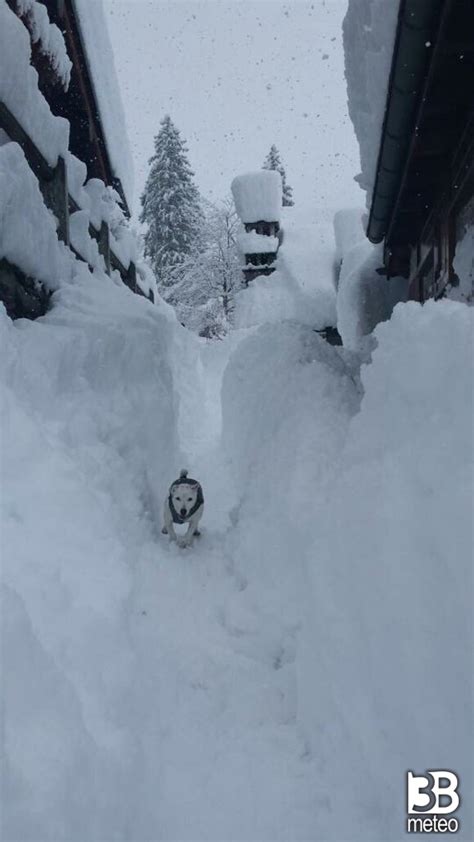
<box><xmin>170</xmin><ymin>482</ymin><xmax>199</xmax><ymax>520</ymax></box>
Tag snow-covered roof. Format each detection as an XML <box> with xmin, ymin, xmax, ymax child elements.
<box><xmin>71</xmin><ymin>0</ymin><xmax>134</xmax><ymax>209</ymax></box>
<box><xmin>343</xmin><ymin>0</ymin><xmax>400</xmax><ymax>204</ymax></box>
<box><xmin>231</xmin><ymin>171</ymin><xmax>282</xmax><ymax>223</ymax></box>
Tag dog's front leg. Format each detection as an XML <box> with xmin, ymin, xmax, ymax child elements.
<box><xmin>177</xmin><ymin>522</ymin><xmax>195</xmax><ymax>548</ymax></box>
<box><xmin>179</xmin><ymin>509</ymin><xmax>203</xmax><ymax>548</ymax></box>
<box><xmin>163</xmin><ymin>504</ymin><xmax>178</xmax><ymax>543</ymax></box>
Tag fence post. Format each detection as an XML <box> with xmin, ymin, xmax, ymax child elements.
<box><xmin>98</xmin><ymin>222</ymin><xmax>111</xmax><ymax>274</ymax></box>
<box><xmin>39</xmin><ymin>156</ymin><xmax>69</xmax><ymax>245</ymax></box>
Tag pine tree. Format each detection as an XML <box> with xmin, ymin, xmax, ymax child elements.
<box><xmin>262</xmin><ymin>145</ymin><xmax>294</xmax><ymax>207</ymax></box>
<box><xmin>140</xmin><ymin>115</ymin><xmax>203</xmax><ymax>301</ymax></box>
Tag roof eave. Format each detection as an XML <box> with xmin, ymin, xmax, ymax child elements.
<box><xmin>366</xmin><ymin>0</ymin><xmax>449</xmax><ymax>245</ymax></box>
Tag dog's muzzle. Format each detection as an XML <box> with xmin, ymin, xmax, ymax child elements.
<box><xmin>180</xmin><ymin>508</ymin><xmax>187</xmax><ymax>518</ymax></box>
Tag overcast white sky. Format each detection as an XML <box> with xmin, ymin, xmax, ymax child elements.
<box><xmin>104</xmin><ymin>0</ymin><xmax>362</xmax><ymax>220</ymax></box>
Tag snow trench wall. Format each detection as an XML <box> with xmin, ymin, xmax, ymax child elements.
<box><xmin>1</xmin><ymin>276</ymin><xmax>181</xmax><ymax>840</ymax></box>
<box><xmin>297</xmin><ymin>300</ymin><xmax>473</xmax><ymax>840</ymax></box>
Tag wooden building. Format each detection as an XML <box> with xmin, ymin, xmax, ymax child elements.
<box><xmin>0</xmin><ymin>0</ymin><xmax>151</xmax><ymax>319</ymax></box>
<box><xmin>367</xmin><ymin>0</ymin><xmax>474</xmax><ymax>302</ymax></box>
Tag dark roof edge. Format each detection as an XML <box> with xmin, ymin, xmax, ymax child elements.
<box><xmin>67</xmin><ymin>0</ymin><xmax>131</xmax><ymax>218</ymax></box>
<box><xmin>366</xmin><ymin>0</ymin><xmax>448</xmax><ymax>244</ymax></box>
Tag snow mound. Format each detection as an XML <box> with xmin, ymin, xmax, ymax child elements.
<box><xmin>232</xmin><ymin>170</ymin><xmax>282</xmax><ymax>223</ymax></box>
<box><xmin>234</xmin><ymin>270</ymin><xmax>335</xmax><ymax>331</ymax></box>
<box><xmin>333</xmin><ymin>207</ymin><xmax>365</xmax><ymax>263</ymax></box>
<box><xmin>336</xmin><ymin>236</ymin><xmax>407</xmax><ymax>350</ymax></box>
<box><xmin>1</xmin><ymin>275</ymin><xmax>180</xmax><ymax>839</ymax></box>
<box><xmin>298</xmin><ymin>299</ymin><xmax>474</xmax><ymax>839</ymax></box>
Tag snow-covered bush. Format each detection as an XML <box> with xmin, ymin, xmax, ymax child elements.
<box><xmin>170</xmin><ymin>197</ymin><xmax>243</xmax><ymax>337</ymax></box>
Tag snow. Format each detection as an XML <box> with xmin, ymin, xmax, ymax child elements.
<box><xmin>2</xmin><ymin>217</ymin><xmax>473</xmax><ymax>839</ymax></box>
<box><xmin>237</xmin><ymin>231</ymin><xmax>279</xmax><ymax>255</ymax></box>
<box><xmin>1</xmin><ymin>277</ymin><xmax>179</xmax><ymax>840</ymax></box>
<box><xmin>69</xmin><ymin>209</ymin><xmax>105</xmax><ymax>272</ymax></box>
<box><xmin>66</xmin><ymin>152</ymin><xmax>89</xmax><ymax>207</ymax></box>
<box><xmin>231</xmin><ymin>170</ymin><xmax>282</xmax><ymax>223</ymax></box>
<box><xmin>234</xmin><ymin>206</ymin><xmax>338</xmax><ymax>332</ymax></box>
<box><xmin>71</xmin><ymin>0</ymin><xmax>134</xmax><ymax>208</ymax></box>
<box><xmin>0</xmin><ymin>142</ymin><xmax>72</xmax><ymax>289</ymax></box>
<box><xmin>135</xmin><ymin>260</ymin><xmax>158</xmax><ymax>298</ymax></box>
<box><xmin>450</xmin><ymin>197</ymin><xmax>474</xmax><ymax>304</ymax></box>
<box><xmin>452</xmin><ymin>224</ymin><xmax>474</xmax><ymax>302</ymax></box>
<box><xmin>16</xmin><ymin>0</ymin><xmax>72</xmax><ymax>89</ymax></box>
<box><xmin>333</xmin><ymin>207</ymin><xmax>365</xmax><ymax>262</ymax></box>
<box><xmin>298</xmin><ymin>299</ymin><xmax>473</xmax><ymax>839</ymax></box>
<box><xmin>234</xmin><ymin>269</ymin><xmax>334</xmax><ymax>331</ymax></box>
<box><xmin>343</xmin><ymin>0</ymin><xmax>400</xmax><ymax>202</ymax></box>
<box><xmin>335</xmin><ymin>216</ymin><xmax>407</xmax><ymax>350</ymax></box>
<box><xmin>0</xmin><ymin>0</ymin><xmax>69</xmax><ymax>166</ymax></box>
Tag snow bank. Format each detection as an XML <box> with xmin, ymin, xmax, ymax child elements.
<box><xmin>71</xmin><ymin>0</ymin><xmax>134</xmax><ymax>208</ymax></box>
<box><xmin>234</xmin><ymin>269</ymin><xmax>335</xmax><ymax>331</ymax></box>
<box><xmin>69</xmin><ymin>209</ymin><xmax>105</xmax><ymax>271</ymax></box>
<box><xmin>232</xmin><ymin>170</ymin><xmax>282</xmax><ymax>223</ymax></box>
<box><xmin>333</xmin><ymin>207</ymin><xmax>365</xmax><ymax>263</ymax></box>
<box><xmin>336</xmin><ymin>230</ymin><xmax>407</xmax><ymax>350</ymax></box>
<box><xmin>1</xmin><ymin>273</ymin><xmax>181</xmax><ymax>839</ymax></box>
<box><xmin>298</xmin><ymin>299</ymin><xmax>473</xmax><ymax>839</ymax></box>
<box><xmin>343</xmin><ymin>0</ymin><xmax>399</xmax><ymax>202</ymax></box>
<box><xmin>0</xmin><ymin>0</ymin><xmax>69</xmax><ymax>166</ymax></box>
<box><xmin>16</xmin><ymin>0</ymin><xmax>72</xmax><ymax>88</ymax></box>
<box><xmin>237</xmin><ymin>231</ymin><xmax>279</xmax><ymax>255</ymax></box>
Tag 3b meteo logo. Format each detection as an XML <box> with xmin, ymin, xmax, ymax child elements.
<box><xmin>406</xmin><ymin>771</ymin><xmax>461</xmax><ymax>834</ymax></box>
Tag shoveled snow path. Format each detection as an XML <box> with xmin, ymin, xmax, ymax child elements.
<box><xmin>126</xmin><ymin>334</ymin><xmax>322</xmax><ymax>840</ymax></box>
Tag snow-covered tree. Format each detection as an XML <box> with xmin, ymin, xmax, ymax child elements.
<box><xmin>172</xmin><ymin>197</ymin><xmax>243</xmax><ymax>337</ymax></box>
<box><xmin>262</xmin><ymin>145</ymin><xmax>294</xmax><ymax>207</ymax></box>
<box><xmin>139</xmin><ymin>115</ymin><xmax>203</xmax><ymax>302</ymax></box>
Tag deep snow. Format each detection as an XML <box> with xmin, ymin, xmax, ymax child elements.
<box><xmin>2</xmin><ymin>225</ymin><xmax>472</xmax><ymax>840</ymax></box>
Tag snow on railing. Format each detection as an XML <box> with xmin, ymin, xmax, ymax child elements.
<box><xmin>232</xmin><ymin>171</ymin><xmax>282</xmax><ymax>284</ymax></box>
<box><xmin>15</xmin><ymin>0</ymin><xmax>72</xmax><ymax>89</ymax></box>
<box><xmin>0</xmin><ymin>0</ymin><xmax>151</xmax><ymax>317</ymax></box>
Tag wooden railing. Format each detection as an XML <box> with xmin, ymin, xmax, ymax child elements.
<box><xmin>0</xmin><ymin>101</ymin><xmax>152</xmax><ymax>316</ymax></box>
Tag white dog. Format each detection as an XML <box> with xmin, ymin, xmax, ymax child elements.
<box><xmin>162</xmin><ymin>469</ymin><xmax>204</xmax><ymax>548</ymax></box>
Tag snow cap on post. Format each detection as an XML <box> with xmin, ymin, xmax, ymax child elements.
<box><xmin>231</xmin><ymin>170</ymin><xmax>282</xmax><ymax>223</ymax></box>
